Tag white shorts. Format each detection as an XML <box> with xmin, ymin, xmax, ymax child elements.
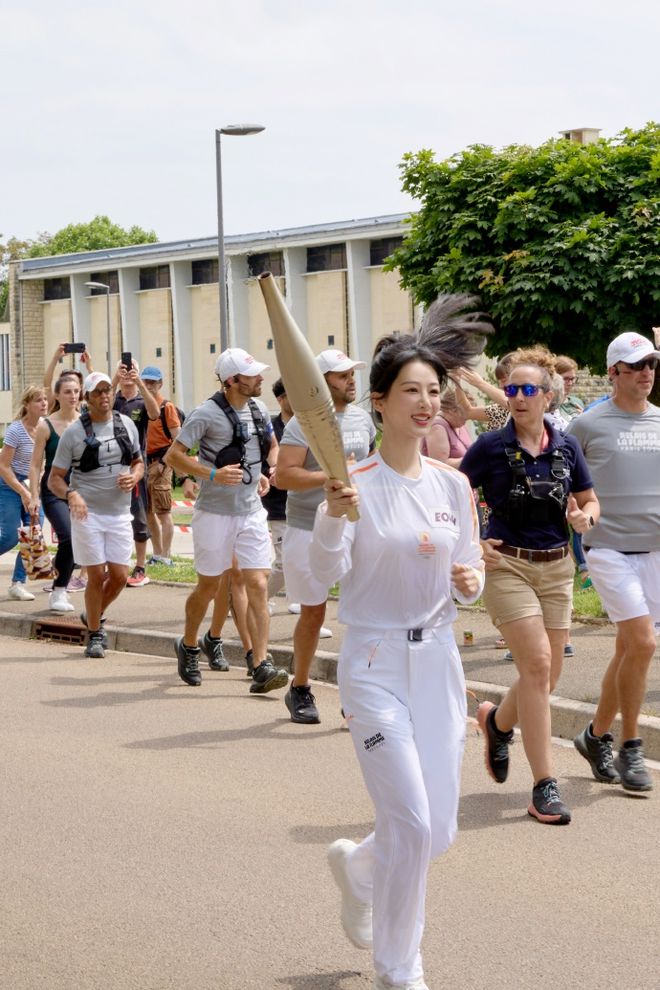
<box><xmin>191</xmin><ymin>507</ymin><xmax>271</xmax><ymax>576</ymax></box>
<box><xmin>586</xmin><ymin>547</ymin><xmax>660</xmax><ymax>633</ymax></box>
<box><xmin>71</xmin><ymin>512</ymin><xmax>133</xmax><ymax>568</ymax></box>
<box><xmin>282</xmin><ymin>526</ymin><xmax>329</xmax><ymax>606</ymax></box>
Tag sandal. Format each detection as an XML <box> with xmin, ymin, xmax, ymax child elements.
<box><xmin>495</xmin><ymin>637</ymin><xmax>507</xmax><ymax>649</ymax></box>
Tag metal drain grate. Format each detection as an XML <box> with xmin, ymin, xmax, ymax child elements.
<box><xmin>34</xmin><ymin>620</ymin><xmax>86</xmax><ymax>645</ymax></box>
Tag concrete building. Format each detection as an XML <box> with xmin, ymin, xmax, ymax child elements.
<box><xmin>6</xmin><ymin>213</ymin><xmax>416</xmax><ymax>425</ymax></box>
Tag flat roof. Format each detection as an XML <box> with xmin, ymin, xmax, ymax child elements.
<box><xmin>19</xmin><ymin>213</ymin><xmax>411</xmax><ymax>278</ymax></box>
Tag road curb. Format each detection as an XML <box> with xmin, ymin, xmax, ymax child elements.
<box><xmin>3</xmin><ymin>609</ymin><xmax>660</xmax><ymax>761</ymax></box>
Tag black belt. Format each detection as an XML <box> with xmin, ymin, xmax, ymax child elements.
<box><xmin>498</xmin><ymin>543</ymin><xmax>569</xmax><ymax>563</ymax></box>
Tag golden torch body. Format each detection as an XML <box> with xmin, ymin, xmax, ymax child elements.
<box><xmin>258</xmin><ymin>273</ymin><xmax>359</xmax><ymax>521</ymax></box>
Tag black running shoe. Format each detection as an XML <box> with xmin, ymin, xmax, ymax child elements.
<box><xmin>614</xmin><ymin>739</ymin><xmax>653</xmax><ymax>793</ymax></box>
<box><xmin>477</xmin><ymin>701</ymin><xmax>513</xmax><ymax>783</ymax></box>
<box><xmin>84</xmin><ymin>631</ymin><xmax>106</xmax><ymax>659</ymax></box>
<box><xmin>249</xmin><ymin>660</ymin><xmax>289</xmax><ymax>694</ymax></box>
<box><xmin>245</xmin><ymin>649</ymin><xmax>255</xmax><ymax>677</ymax></box>
<box><xmin>200</xmin><ymin>631</ymin><xmax>229</xmax><ymax>671</ymax></box>
<box><xmin>574</xmin><ymin>724</ymin><xmax>620</xmax><ymax>783</ymax></box>
<box><xmin>175</xmin><ymin>636</ymin><xmax>202</xmax><ymax>686</ymax></box>
<box><xmin>528</xmin><ymin>777</ymin><xmax>571</xmax><ymax>825</ymax></box>
<box><xmin>80</xmin><ymin>611</ymin><xmax>108</xmax><ymax>647</ymax></box>
<box><xmin>285</xmin><ymin>683</ymin><xmax>321</xmax><ymax>724</ymax></box>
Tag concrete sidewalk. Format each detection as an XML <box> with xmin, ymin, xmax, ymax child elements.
<box><xmin>2</xmin><ymin>555</ymin><xmax>660</xmax><ymax>758</ymax></box>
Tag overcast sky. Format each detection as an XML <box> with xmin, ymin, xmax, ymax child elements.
<box><xmin>2</xmin><ymin>0</ymin><xmax>659</xmax><ymax>246</ymax></box>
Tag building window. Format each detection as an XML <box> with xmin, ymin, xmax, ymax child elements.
<box><xmin>210</xmin><ymin>343</ymin><xmax>216</xmax><ymax>354</ymax></box>
<box><xmin>191</xmin><ymin>259</ymin><xmax>219</xmax><ymax>285</ymax></box>
<box><xmin>156</xmin><ymin>347</ymin><xmax>162</xmax><ymax>357</ymax></box>
<box><xmin>247</xmin><ymin>252</ymin><xmax>284</xmax><ymax>277</ymax></box>
<box><xmin>89</xmin><ymin>270</ymin><xmax>119</xmax><ymax>294</ymax></box>
<box><xmin>369</xmin><ymin>237</ymin><xmax>403</xmax><ymax>266</ymax></box>
<box><xmin>0</xmin><ymin>332</ymin><xmax>10</xmax><ymax>391</ymax></box>
<box><xmin>139</xmin><ymin>265</ymin><xmax>171</xmax><ymax>290</ymax></box>
<box><xmin>307</xmin><ymin>243</ymin><xmax>346</xmax><ymax>273</ymax></box>
<box><xmin>43</xmin><ymin>277</ymin><xmax>71</xmax><ymax>301</ymax></box>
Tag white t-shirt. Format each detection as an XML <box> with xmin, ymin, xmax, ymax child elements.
<box><xmin>310</xmin><ymin>452</ymin><xmax>484</xmax><ymax>631</ymax></box>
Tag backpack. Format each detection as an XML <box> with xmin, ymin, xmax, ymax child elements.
<box><xmin>78</xmin><ymin>410</ymin><xmax>134</xmax><ymax>473</ymax></box>
<box><xmin>209</xmin><ymin>392</ymin><xmax>271</xmax><ymax>471</ymax></box>
<box><xmin>160</xmin><ymin>401</ymin><xmax>186</xmax><ymax>442</ymax></box>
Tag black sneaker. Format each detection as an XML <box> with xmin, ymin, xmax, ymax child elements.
<box><xmin>528</xmin><ymin>777</ymin><xmax>571</xmax><ymax>825</ymax></box>
<box><xmin>285</xmin><ymin>683</ymin><xmax>321</xmax><ymax>724</ymax></box>
<box><xmin>200</xmin><ymin>631</ymin><xmax>229</xmax><ymax>671</ymax></box>
<box><xmin>614</xmin><ymin>739</ymin><xmax>653</xmax><ymax>793</ymax></box>
<box><xmin>80</xmin><ymin>611</ymin><xmax>108</xmax><ymax>647</ymax></box>
<box><xmin>84</xmin><ymin>631</ymin><xmax>106</xmax><ymax>659</ymax></box>
<box><xmin>175</xmin><ymin>636</ymin><xmax>202</xmax><ymax>686</ymax></box>
<box><xmin>574</xmin><ymin>724</ymin><xmax>620</xmax><ymax>783</ymax></box>
<box><xmin>249</xmin><ymin>660</ymin><xmax>289</xmax><ymax>695</ymax></box>
<box><xmin>476</xmin><ymin>701</ymin><xmax>513</xmax><ymax>783</ymax></box>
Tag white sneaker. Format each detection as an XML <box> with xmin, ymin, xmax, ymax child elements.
<box><xmin>49</xmin><ymin>587</ymin><xmax>75</xmax><ymax>613</ymax></box>
<box><xmin>268</xmin><ymin>600</ymin><xmax>275</xmax><ymax>616</ymax></box>
<box><xmin>8</xmin><ymin>583</ymin><xmax>35</xmax><ymax>601</ymax></box>
<box><xmin>288</xmin><ymin>602</ymin><xmax>301</xmax><ymax>614</ymax></box>
<box><xmin>319</xmin><ymin>625</ymin><xmax>333</xmax><ymax>638</ymax></box>
<box><xmin>327</xmin><ymin>839</ymin><xmax>372</xmax><ymax>950</ymax></box>
<box><xmin>374</xmin><ymin>977</ymin><xmax>429</xmax><ymax>990</ymax></box>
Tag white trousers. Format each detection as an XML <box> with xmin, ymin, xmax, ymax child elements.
<box><xmin>338</xmin><ymin>625</ymin><xmax>467</xmax><ymax>986</ymax></box>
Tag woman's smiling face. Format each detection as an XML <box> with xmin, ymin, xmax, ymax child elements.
<box><xmin>372</xmin><ymin>359</ymin><xmax>442</xmax><ymax>439</ymax></box>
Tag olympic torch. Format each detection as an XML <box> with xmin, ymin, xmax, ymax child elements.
<box><xmin>258</xmin><ymin>273</ymin><xmax>359</xmax><ymax>521</ymax></box>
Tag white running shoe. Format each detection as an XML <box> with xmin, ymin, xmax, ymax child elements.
<box><xmin>327</xmin><ymin>839</ymin><xmax>372</xmax><ymax>950</ymax></box>
<box><xmin>319</xmin><ymin>625</ymin><xmax>333</xmax><ymax>638</ymax></box>
<box><xmin>288</xmin><ymin>602</ymin><xmax>301</xmax><ymax>614</ymax></box>
<box><xmin>8</xmin><ymin>583</ymin><xmax>35</xmax><ymax>601</ymax></box>
<box><xmin>374</xmin><ymin>977</ymin><xmax>429</xmax><ymax>990</ymax></box>
<box><xmin>49</xmin><ymin>587</ymin><xmax>75</xmax><ymax>613</ymax></box>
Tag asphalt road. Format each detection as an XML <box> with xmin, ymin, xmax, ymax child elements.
<box><xmin>2</xmin><ymin>635</ymin><xmax>660</xmax><ymax>990</ymax></box>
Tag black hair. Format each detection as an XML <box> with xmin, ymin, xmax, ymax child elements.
<box><xmin>272</xmin><ymin>377</ymin><xmax>286</xmax><ymax>399</ymax></box>
<box><xmin>370</xmin><ymin>333</ymin><xmax>448</xmax><ymax>424</ymax></box>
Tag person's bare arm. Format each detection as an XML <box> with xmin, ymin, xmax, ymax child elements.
<box><xmin>0</xmin><ymin>443</ymin><xmax>32</xmax><ymax>508</ymax></box>
<box><xmin>164</xmin><ymin>440</ymin><xmax>243</xmax><ymax>486</ymax></box>
<box><xmin>27</xmin><ymin>421</ymin><xmax>49</xmax><ymax>513</ymax></box>
<box><xmin>456</xmin><ymin>367</ymin><xmax>508</xmax><ymax>407</ymax></box>
<box><xmin>274</xmin><ymin>443</ymin><xmax>325</xmax><ymax>491</ymax></box>
<box><xmin>425</xmin><ymin>422</ymin><xmax>462</xmax><ymax>467</ymax></box>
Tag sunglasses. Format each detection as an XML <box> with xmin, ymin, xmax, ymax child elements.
<box><xmin>503</xmin><ymin>383</ymin><xmax>547</xmax><ymax>398</ymax></box>
<box><xmin>621</xmin><ymin>358</ymin><xmax>658</xmax><ymax>372</ymax></box>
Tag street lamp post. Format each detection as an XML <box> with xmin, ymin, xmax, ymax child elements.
<box><xmin>215</xmin><ymin>124</ymin><xmax>265</xmax><ymax>352</ymax></box>
<box><xmin>85</xmin><ymin>281</ymin><xmax>112</xmax><ymax>375</ymax></box>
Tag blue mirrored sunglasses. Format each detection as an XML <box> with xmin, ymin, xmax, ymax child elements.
<box><xmin>622</xmin><ymin>358</ymin><xmax>658</xmax><ymax>372</ymax></box>
<box><xmin>503</xmin><ymin>383</ymin><xmax>546</xmax><ymax>398</ymax></box>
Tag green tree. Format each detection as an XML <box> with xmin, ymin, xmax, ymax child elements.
<box><xmin>1</xmin><ymin>216</ymin><xmax>158</xmax><ymax>319</ymax></box>
<box><xmin>388</xmin><ymin>124</ymin><xmax>660</xmax><ymax>369</ymax></box>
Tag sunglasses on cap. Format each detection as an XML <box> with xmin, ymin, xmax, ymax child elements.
<box><xmin>620</xmin><ymin>357</ymin><xmax>658</xmax><ymax>372</ymax></box>
<box><xmin>503</xmin><ymin>383</ymin><xmax>548</xmax><ymax>398</ymax></box>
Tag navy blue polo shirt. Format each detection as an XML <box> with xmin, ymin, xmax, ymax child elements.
<box><xmin>460</xmin><ymin>417</ymin><xmax>593</xmax><ymax>550</ymax></box>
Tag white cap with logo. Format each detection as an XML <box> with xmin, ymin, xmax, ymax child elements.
<box><xmin>214</xmin><ymin>348</ymin><xmax>269</xmax><ymax>381</ymax></box>
<box><xmin>316</xmin><ymin>349</ymin><xmax>366</xmax><ymax>374</ymax></box>
<box><xmin>606</xmin><ymin>332</ymin><xmax>660</xmax><ymax>367</ymax></box>
<box><xmin>83</xmin><ymin>372</ymin><xmax>113</xmax><ymax>394</ymax></box>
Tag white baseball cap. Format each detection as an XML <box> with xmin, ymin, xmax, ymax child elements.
<box><xmin>83</xmin><ymin>372</ymin><xmax>113</xmax><ymax>394</ymax></box>
<box><xmin>316</xmin><ymin>349</ymin><xmax>366</xmax><ymax>374</ymax></box>
<box><xmin>606</xmin><ymin>332</ymin><xmax>660</xmax><ymax>367</ymax></box>
<box><xmin>214</xmin><ymin>347</ymin><xmax>269</xmax><ymax>381</ymax></box>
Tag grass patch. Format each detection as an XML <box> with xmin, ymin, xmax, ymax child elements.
<box><xmin>145</xmin><ymin>557</ymin><xmax>197</xmax><ymax>584</ymax></box>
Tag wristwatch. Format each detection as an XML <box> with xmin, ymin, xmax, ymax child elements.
<box><xmin>587</xmin><ymin>515</ymin><xmax>595</xmax><ymax>528</ymax></box>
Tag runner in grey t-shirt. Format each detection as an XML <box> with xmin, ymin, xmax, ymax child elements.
<box><xmin>276</xmin><ymin>349</ymin><xmax>377</xmax><ymax>725</ymax></box>
<box><xmin>165</xmin><ymin>347</ymin><xmax>289</xmax><ymax>697</ymax></box>
<box><xmin>48</xmin><ymin>372</ymin><xmax>144</xmax><ymax>660</ymax></box>
<box><xmin>569</xmin><ymin>332</ymin><xmax>660</xmax><ymax>794</ymax></box>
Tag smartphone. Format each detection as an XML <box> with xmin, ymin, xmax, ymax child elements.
<box><xmin>121</xmin><ymin>351</ymin><xmax>132</xmax><ymax>370</ymax></box>
<box><xmin>63</xmin><ymin>342</ymin><xmax>86</xmax><ymax>354</ymax></box>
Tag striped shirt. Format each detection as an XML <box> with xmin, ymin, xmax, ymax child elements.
<box><xmin>2</xmin><ymin>420</ymin><xmax>35</xmax><ymax>477</ymax></box>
